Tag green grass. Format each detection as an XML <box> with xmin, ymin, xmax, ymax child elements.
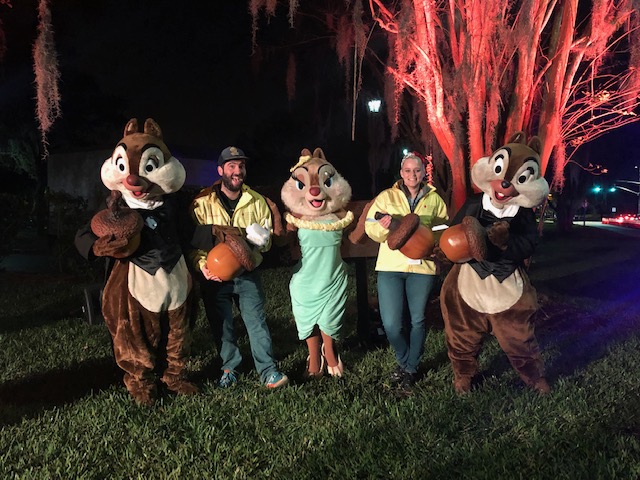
<box><xmin>1</xmin><ymin>224</ymin><xmax>640</xmax><ymax>479</ymax></box>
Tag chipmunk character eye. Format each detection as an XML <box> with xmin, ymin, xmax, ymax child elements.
<box><xmin>516</xmin><ymin>164</ymin><xmax>538</xmax><ymax>184</ymax></box>
<box><xmin>293</xmin><ymin>177</ymin><xmax>305</xmax><ymax>190</ymax></box>
<box><xmin>320</xmin><ymin>165</ymin><xmax>336</xmax><ymax>188</ymax></box>
<box><xmin>111</xmin><ymin>146</ymin><xmax>129</xmax><ymax>173</ymax></box>
<box><xmin>490</xmin><ymin>149</ymin><xmax>509</xmax><ymax>177</ymax></box>
<box><xmin>115</xmin><ymin>155</ymin><xmax>127</xmax><ymax>173</ymax></box>
<box><xmin>141</xmin><ymin>148</ymin><xmax>165</xmax><ymax>174</ymax></box>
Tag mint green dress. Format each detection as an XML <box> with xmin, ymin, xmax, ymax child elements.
<box><xmin>290</xmin><ymin>227</ymin><xmax>348</xmax><ymax>340</ymax></box>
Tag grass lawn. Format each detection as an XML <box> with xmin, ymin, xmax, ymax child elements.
<box><xmin>1</xmin><ymin>223</ymin><xmax>639</xmax><ymax>479</ymax></box>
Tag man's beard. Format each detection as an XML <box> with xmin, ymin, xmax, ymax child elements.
<box><xmin>221</xmin><ymin>173</ymin><xmax>244</xmax><ymax>192</ymax></box>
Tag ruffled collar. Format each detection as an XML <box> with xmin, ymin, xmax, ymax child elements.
<box><xmin>284</xmin><ymin>211</ymin><xmax>354</xmax><ymax>231</ymax></box>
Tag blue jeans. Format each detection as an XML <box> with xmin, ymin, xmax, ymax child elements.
<box><xmin>377</xmin><ymin>271</ymin><xmax>436</xmax><ymax>374</ymax></box>
<box><xmin>200</xmin><ymin>270</ymin><xmax>277</xmax><ymax>383</ymax></box>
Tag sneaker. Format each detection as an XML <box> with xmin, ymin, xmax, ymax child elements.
<box><xmin>218</xmin><ymin>370</ymin><xmax>238</xmax><ymax>389</ymax></box>
<box><xmin>399</xmin><ymin>372</ymin><xmax>417</xmax><ymax>390</ymax></box>
<box><xmin>265</xmin><ymin>371</ymin><xmax>289</xmax><ymax>389</ymax></box>
<box><xmin>389</xmin><ymin>365</ymin><xmax>406</xmax><ymax>385</ymax></box>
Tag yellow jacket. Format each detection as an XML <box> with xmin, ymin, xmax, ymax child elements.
<box><xmin>190</xmin><ymin>183</ymin><xmax>272</xmax><ymax>271</ymax></box>
<box><xmin>365</xmin><ymin>181</ymin><xmax>449</xmax><ymax>274</ymax></box>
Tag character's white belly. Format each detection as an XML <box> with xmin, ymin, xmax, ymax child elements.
<box><xmin>458</xmin><ymin>263</ymin><xmax>523</xmax><ymax>314</ymax></box>
<box><xmin>128</xmin><ymin>256</ymin><xmax>190</xmax><ymax>313</ymax></box>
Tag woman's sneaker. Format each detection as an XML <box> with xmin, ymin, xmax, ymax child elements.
<box><xmin>399</xmin><ymin>372</ymin><xmax>417</xmax><ymax>390</ymax></box>
<box><xmin>389</xmin><ymin>365</ymin><xmax>406</xmax><ymax>385</ymax></box>
<box><xmin>265</xmin><ymin>371</ymin><xmax>289</xmax><ymax>389</ymax></box>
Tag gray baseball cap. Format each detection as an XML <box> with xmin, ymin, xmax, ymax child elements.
<box><xmin>218</xmin><ymin>146</ymin><xmax>249</xmax><ymax>166</ymax></box>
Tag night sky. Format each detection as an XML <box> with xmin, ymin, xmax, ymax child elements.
<box><xmin>2</xmin><ymin>1</ymin><xmax>640</xmax><ymax>208</ymax></box>
<box><xmin>1</xmin><ymin>0</ymin><xmax>376</xmax><ymax>196</ymax></box>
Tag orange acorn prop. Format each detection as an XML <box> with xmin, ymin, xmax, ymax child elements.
<box><xmin>90</xmin><ymin>191</ymin><xmax>143</xmax><ymax>253</ymax></box>
<box><xmin>206</xmin><ymin>233</ymin><xmax>256</xmax><ymax>282</ymax></box>
<box><xmin>438</xmin><ymin>216</ymin><xmax>487</xmax><ymax>263</ymax></box>
<box><xmin>383</xmin><ymin>212</ymin><xmax>435</xmax><ymax>260</ymax></box>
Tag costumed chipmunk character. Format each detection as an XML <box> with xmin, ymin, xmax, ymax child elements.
<box><xmin>75</xmin><ymin>118</ymin><xmax>197</xmax><ymax>405</ymax></box>
<box><xmin>281</xmin><ymin>147</ymin><xmax>353</xmax><ymax>377</ymax></box>
<box><xmin>437</xmin><ymin>131</ymin><xmax>550</xmax><ymax>394</ymax></box>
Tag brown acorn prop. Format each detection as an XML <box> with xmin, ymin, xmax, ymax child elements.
<box><xmin>382</xmin><ymin>212</ymin><xmax>435</xmax><ymax>260</ymax></box>
<box><xmin>90</xmin><ymin>191</ymin><xmax>144</xmax><ymax>256</ymax></box>
<box><xmin>438</xmin><ymin>216</ymin><xmax>487</xmax><ymax>263</ymax></box>
<box><xmin>206</xmin><ymin>232</ymin><xmax>256</xmax><ymax>282</ymax></box>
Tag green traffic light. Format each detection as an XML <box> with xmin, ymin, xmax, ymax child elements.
<box><xmin>593</xmin><ymin>186</ymin><xmax>602</xmax><ymax>193</ymax></box>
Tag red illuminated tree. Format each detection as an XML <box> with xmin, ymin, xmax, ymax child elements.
<box><xmin>252</xmin><ymin>0</ymin><xmax>640</xmax><ymax>213</ymax></box>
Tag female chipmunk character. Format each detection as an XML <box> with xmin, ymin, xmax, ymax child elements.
<box><xmin>281</xmin><ymin>148</ymin><xmax>353</xmax><ymax>378</ymax></box>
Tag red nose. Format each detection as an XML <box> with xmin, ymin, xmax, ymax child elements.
<box><xmin>309</xmin><ymin>186</ymin><xmax>321</xmax><ymax>196</ymax></box>
<box><xmin>127</xmin><ymin>174</ymin><xmax>142</xmax><ymax>186</ymax></box>
<box><xmin>125</xmin><ymin>174</ymin><xmax>146</xmax><ymax>192</ymax></box>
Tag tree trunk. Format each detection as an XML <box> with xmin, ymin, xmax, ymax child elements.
<box><xmin>555</xmin><ymin>206</ymin><xmax>575</xmax><ymax>233</ymax></box>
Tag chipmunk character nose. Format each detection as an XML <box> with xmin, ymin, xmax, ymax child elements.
<box><xmin>309</xmin><ymin>186</ymin><xmax>321</xmax><ymax>196</ymax></box>
<box><xmin>501</xmin><ymin>180</ymin><xmax>511</xmax><ymax>189</ymax></box>
<box><xmin>127</xmin><ymin>174</ymin><xmax>143</xmax><ymax>187</ymax></box>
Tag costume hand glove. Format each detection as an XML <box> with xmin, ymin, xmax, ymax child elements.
<box><xmin>245</xmin><ymin>223</ymin><xmax>270</xmax><ymax>247</ymax></box>
<box><xmin>212</xmin><ymin>225</ymin><xmax>243</xmax><ymax>245</ymax></box>
<box><xmin>93</xmin><ymin>233</ymin><xmax>140</xmax><ymax>258</ymax></box>
<box><xmin>432</xmin><ymin>245</ymin><xmax>450</xmax><ymax>263</ymax></box>
<box><xmin>487</xmin><ymin>220</ymin><xmax>510</xmax><ymax>250</ymax></box>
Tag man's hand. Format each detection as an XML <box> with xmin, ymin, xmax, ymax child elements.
<box><xmin>245</xmin><ymin>223</ymin><xmax>270</xmax><ymax>248</ymax></box>
<box><xmin>201</xmin><ymin>264</ymin><xmax>223</xmax><ymax>282</ymax></box>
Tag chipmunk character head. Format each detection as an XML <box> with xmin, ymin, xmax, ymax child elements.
<box><xmin>471</xmin><ymin>131</ymin><xmax>549</xmax><ymax>209</ymax></box>
<box><xmin>101</xmin><ymin>118</ymin><xmax>186</xmax><ymax>205</ymax></box>
<box><xmin>281</xmin><ymin>147</ymin><xmax>352</xmax><ymax>219</ymax></box>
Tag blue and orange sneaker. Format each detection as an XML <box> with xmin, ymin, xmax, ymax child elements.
<box><xmin>265</xmin><ymin>371</ymin><xmax>289</xmax><ymax>389</ymax></box>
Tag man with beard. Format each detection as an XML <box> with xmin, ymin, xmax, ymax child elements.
<box><xmin>189</xmin><ymin>146</ymin><xmax>289</xmax><ymax>389</ymax></box>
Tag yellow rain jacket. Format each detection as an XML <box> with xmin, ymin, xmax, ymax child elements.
<box><xmin>365</xmin><ymin>181</ymin><xmax>449</xmax><ymax>274</ymax></box>
<box><xmin>190</xmin><ymin>183</ymin><xmax>272</xmax><ymax>271</ymax></box>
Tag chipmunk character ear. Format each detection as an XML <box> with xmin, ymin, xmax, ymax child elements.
<box><xmin>527</xmin><ymin>136</ymin><xmax>542</xmax><ymax>155</ymax></box>
<box><xmin>471</xmin><ymin>132</ymin><xmax>549</xmax><ymax>209</ymax></box>
<box><xmin>312</xmin><ymin>147</ymin><xmax>326</xmax><ymax>160</ymax></box>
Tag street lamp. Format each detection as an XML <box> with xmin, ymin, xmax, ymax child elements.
<box><xmin>367</xmin><ymin>99</ymin><xmax>382</xmax><ymax>113</ymax></box>
<box><xmin>614</xmin><ymin>168</ymin><xmax>640</xmax><ymax>216</ymax></box>
<box><xmin>635</xmin><ymin>165</ymin><xmax>640</xmax><ymax>215</ymax></box>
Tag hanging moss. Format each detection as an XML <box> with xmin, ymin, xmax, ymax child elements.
<box><xmin>32</xmin><ymin>0</ymin><xmax>61</xmax><ymax>157</ymax></box>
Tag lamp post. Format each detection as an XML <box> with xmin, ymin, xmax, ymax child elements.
<box><xmin>636</xmin><ymin>166</ymin><xmax>640</xmax><ymax>216</ymax></box>
<box><xmin>614</xmin><ymin>168</ymin><xmax>640</xmax><ymax>217</ymax></box>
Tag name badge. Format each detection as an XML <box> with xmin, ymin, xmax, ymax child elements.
<box><xmin>145</xmin><ymin>217</ymin><xmax>158</xmax><ymax>230</ymax></box>
<box><xmin>407</xmin><ymin>258</ymin><xmax>421</xmax><ymax>265</ymax></box>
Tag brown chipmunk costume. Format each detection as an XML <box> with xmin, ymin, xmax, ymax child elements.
<box><xmin>75</xmin><ymin>118</ymin><xmax>197</xmax><ymax>405</ymax></box>
<box><xmin>438</xmin><ymin>132</ymin><xmax>550</xmax><ymax>394</ymax></box>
